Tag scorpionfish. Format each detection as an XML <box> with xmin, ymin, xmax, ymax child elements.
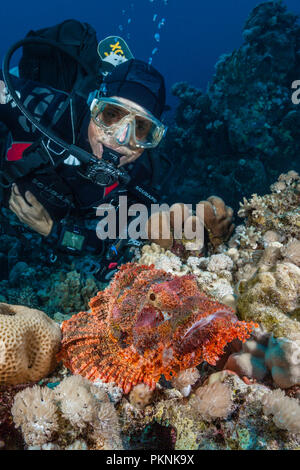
<box><xmin>57</xmin><ymin>263</ymin><xmax>256</xmax><ymax>393</ymax></box>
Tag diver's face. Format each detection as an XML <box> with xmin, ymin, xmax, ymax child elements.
<box><xmin>88</xmin><ymin>96</ymin><xmax>145</xmax><ymax>167</ymax></box>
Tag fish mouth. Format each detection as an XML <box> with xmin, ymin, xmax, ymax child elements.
<box><xmin>135</xmin><ymin>305</ymin><xmax>164</xmax><ymax>330</ymax></box>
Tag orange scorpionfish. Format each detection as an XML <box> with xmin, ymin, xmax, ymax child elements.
<box><xmin>57</xmin><ymin>263</ymin><xmax>256</xmax><ymax>393</ymax></box>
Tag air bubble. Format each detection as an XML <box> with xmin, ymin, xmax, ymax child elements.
<box><xmin>154</xmin><ymin>33</ymin><xmax>160</xmax><ymax>42</ymax></box>
<box><xmin>158</xmin><ymin>18</ymin><xmax>166</xmax><ymax>29</ymax></box>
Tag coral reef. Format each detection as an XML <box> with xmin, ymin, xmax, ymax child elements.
<box><xmin>0</xmin><ymin>210</ymin><xmax>104</xmax><ymax>318</ymax></box>
<box><xmin>0</xmin><ymin>303</ymin><xmax>61</xmax><ymax>385</ymax></box>
<box><xmin>2</xmin><ymin>170</ymin><xmax>300</xmax><ymax>449</ymax></box>
<box><xmin>138</xmin><ymin>243</ymin><xmax>188</xmax><ymax>275</ymax></box>
<box><xmin>119</xmin><ymin>372</ymin><xmax>300</xmax><ymax>450</ymax></box>
<box><xmin>226</xmin><ymin>171</ymin><xmax>300</xmax><ymax>388</ymax></box>
<box><xmin>145</xmin><ymin>202</ymin><xmax>206</xmax><ymax>253</ymax></box>
<box><xmin>137</xmin><ymin>172</ymin><xmax>300</xmax><ymax>391</ymax></box>
<box><xmin>158</xmin><ymin>2</ymin><xmax>300</xmax><ymax>209</ymax></box>
<box><xmin>138</xmin><ymin>244</ymin><xmax>235</xmax><ymax>306</ymax></box>
<box><xmin>0</xmin><ymin>1</ymin><xmax>300</xmax><ymax>450</ymax></box>
<box><xmin>58</xmin><ymin>263</ymin><xmax>256</xmax><ymax>393</ymax></box>
<box><xmin>55</xmin><ymin>375</ymin><xmax>122</xmax><ymax>450</ymax></box>
<box><xmin>236</xmin><ymin>172</ymin><xmax>300</xmax><ymax>340</ymax></box>
<box><xmin>11</xmin><ymin>375</ymin><xmax>123</xmax><ymax>450</ymax></box>
<box><xmin>238</xmin><ymin>170</ymin><xmax>300</xmax><ymax>241</ymax></box>
<box><xmin>224</xmin><ymin>329</ymin><xmax>300</xmax><ymax>389</ymax></box>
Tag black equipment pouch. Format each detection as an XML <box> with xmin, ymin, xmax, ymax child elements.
<box><xmin>18</xmin><ymin>19</ymin><xmax>102</xmax><ymax>99</ymax></box>
<box><xmin>2</xmin><ymin>140</ymin><xmax>49</xmax><ymax>185</ymax></box>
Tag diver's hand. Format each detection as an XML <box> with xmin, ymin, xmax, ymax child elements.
<box><xmin>9</xmin><ymin>184</ymin><xmax>53</xmax><ymax>236</ymax></box>
<box><xmin>200</xmin><ymin>196</ymin><xmax>234</xmax><ymax>247</ymax></box>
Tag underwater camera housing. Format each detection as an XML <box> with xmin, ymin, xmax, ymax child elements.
<box><xmin>2</xmin><ymin>37</ymin><xmax>131</xmax><ymax>188</ymax></box>
<box><xmin>78</xmin><ymin>147</ymin><xmax>130</xmax><ymax>187</ymax></box>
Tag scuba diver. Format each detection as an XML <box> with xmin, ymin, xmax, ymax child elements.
<box><xmin>0</xmin><ymin>27</ymin><xmax>234</xmax><ymax>279</ymax></box>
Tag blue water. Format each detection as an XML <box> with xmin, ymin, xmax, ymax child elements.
<box><xmin>1</xmin><ymin>0</ymin><xmax>300</xmax><ymax>112</ymax></box>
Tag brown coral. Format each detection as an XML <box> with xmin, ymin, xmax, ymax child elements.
<box><xmin>57</xmin><ymin>263</ymin><xmax>256</xmax><ymax>394</ymax></box>
<box><xmin>0</xmin><ymin>303</ymin><xmax>61</xmax><ymax>385</ymax></box>
<box><xmin>282</xmin><ymin>238</ymin><xmax>300</xmax><ymax>267</ymax></box>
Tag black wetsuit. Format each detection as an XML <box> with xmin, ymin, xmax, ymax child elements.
<box><xmin>0</xmin><ymin>72</ymin><xmax>160</xmax><ymax>255</ymax></box>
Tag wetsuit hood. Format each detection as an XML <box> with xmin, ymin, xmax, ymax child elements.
<box><xmin>104</xmin><ymin>59</ymin><xmax>166</xmax><ymax>119</ymax></box>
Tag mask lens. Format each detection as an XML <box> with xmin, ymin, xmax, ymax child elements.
<box><xmin>135</xmin><ymin>116</ymin><xmax>154</xmax><ymax>142</ymax></box>
<box><xmin>97</xmin><ymin>103</ymin><xmax>129</xmax><ymax>127</ymax></box>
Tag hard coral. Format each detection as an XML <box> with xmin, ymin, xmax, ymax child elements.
<box><xmin>58</xmin><ymin>263</ymin><xmax>256</xmax><ymax>394</ymax></box>
<box><xmin>238</xmin><ymin>171</ymin><xmax>300</xmax><ymax>240</ymax></box>
<box><xmin>138</xmin><ymin>243</ymin><xmax>186</xmax><ymax>275</ymax></box>
<box><xmin>0</xmin><ymin>303</ymin><xmax>61</xmax><ymax>385</ymax></box>
<box><xmin>238</xmin><ymin>261</ymin><xmax>300</xmax><ymax>340</ymax></box>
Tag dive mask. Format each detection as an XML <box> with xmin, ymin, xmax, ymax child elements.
<box><xmin>90</xmin><ymin>97</ymin><xmax>167</xmax><ymax>149</ymax></box>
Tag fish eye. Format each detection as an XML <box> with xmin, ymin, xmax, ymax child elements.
<box><xmin>149</xmin><ymin>293</ymin><xmax>156</xmax><ymax>301</ymax></box>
